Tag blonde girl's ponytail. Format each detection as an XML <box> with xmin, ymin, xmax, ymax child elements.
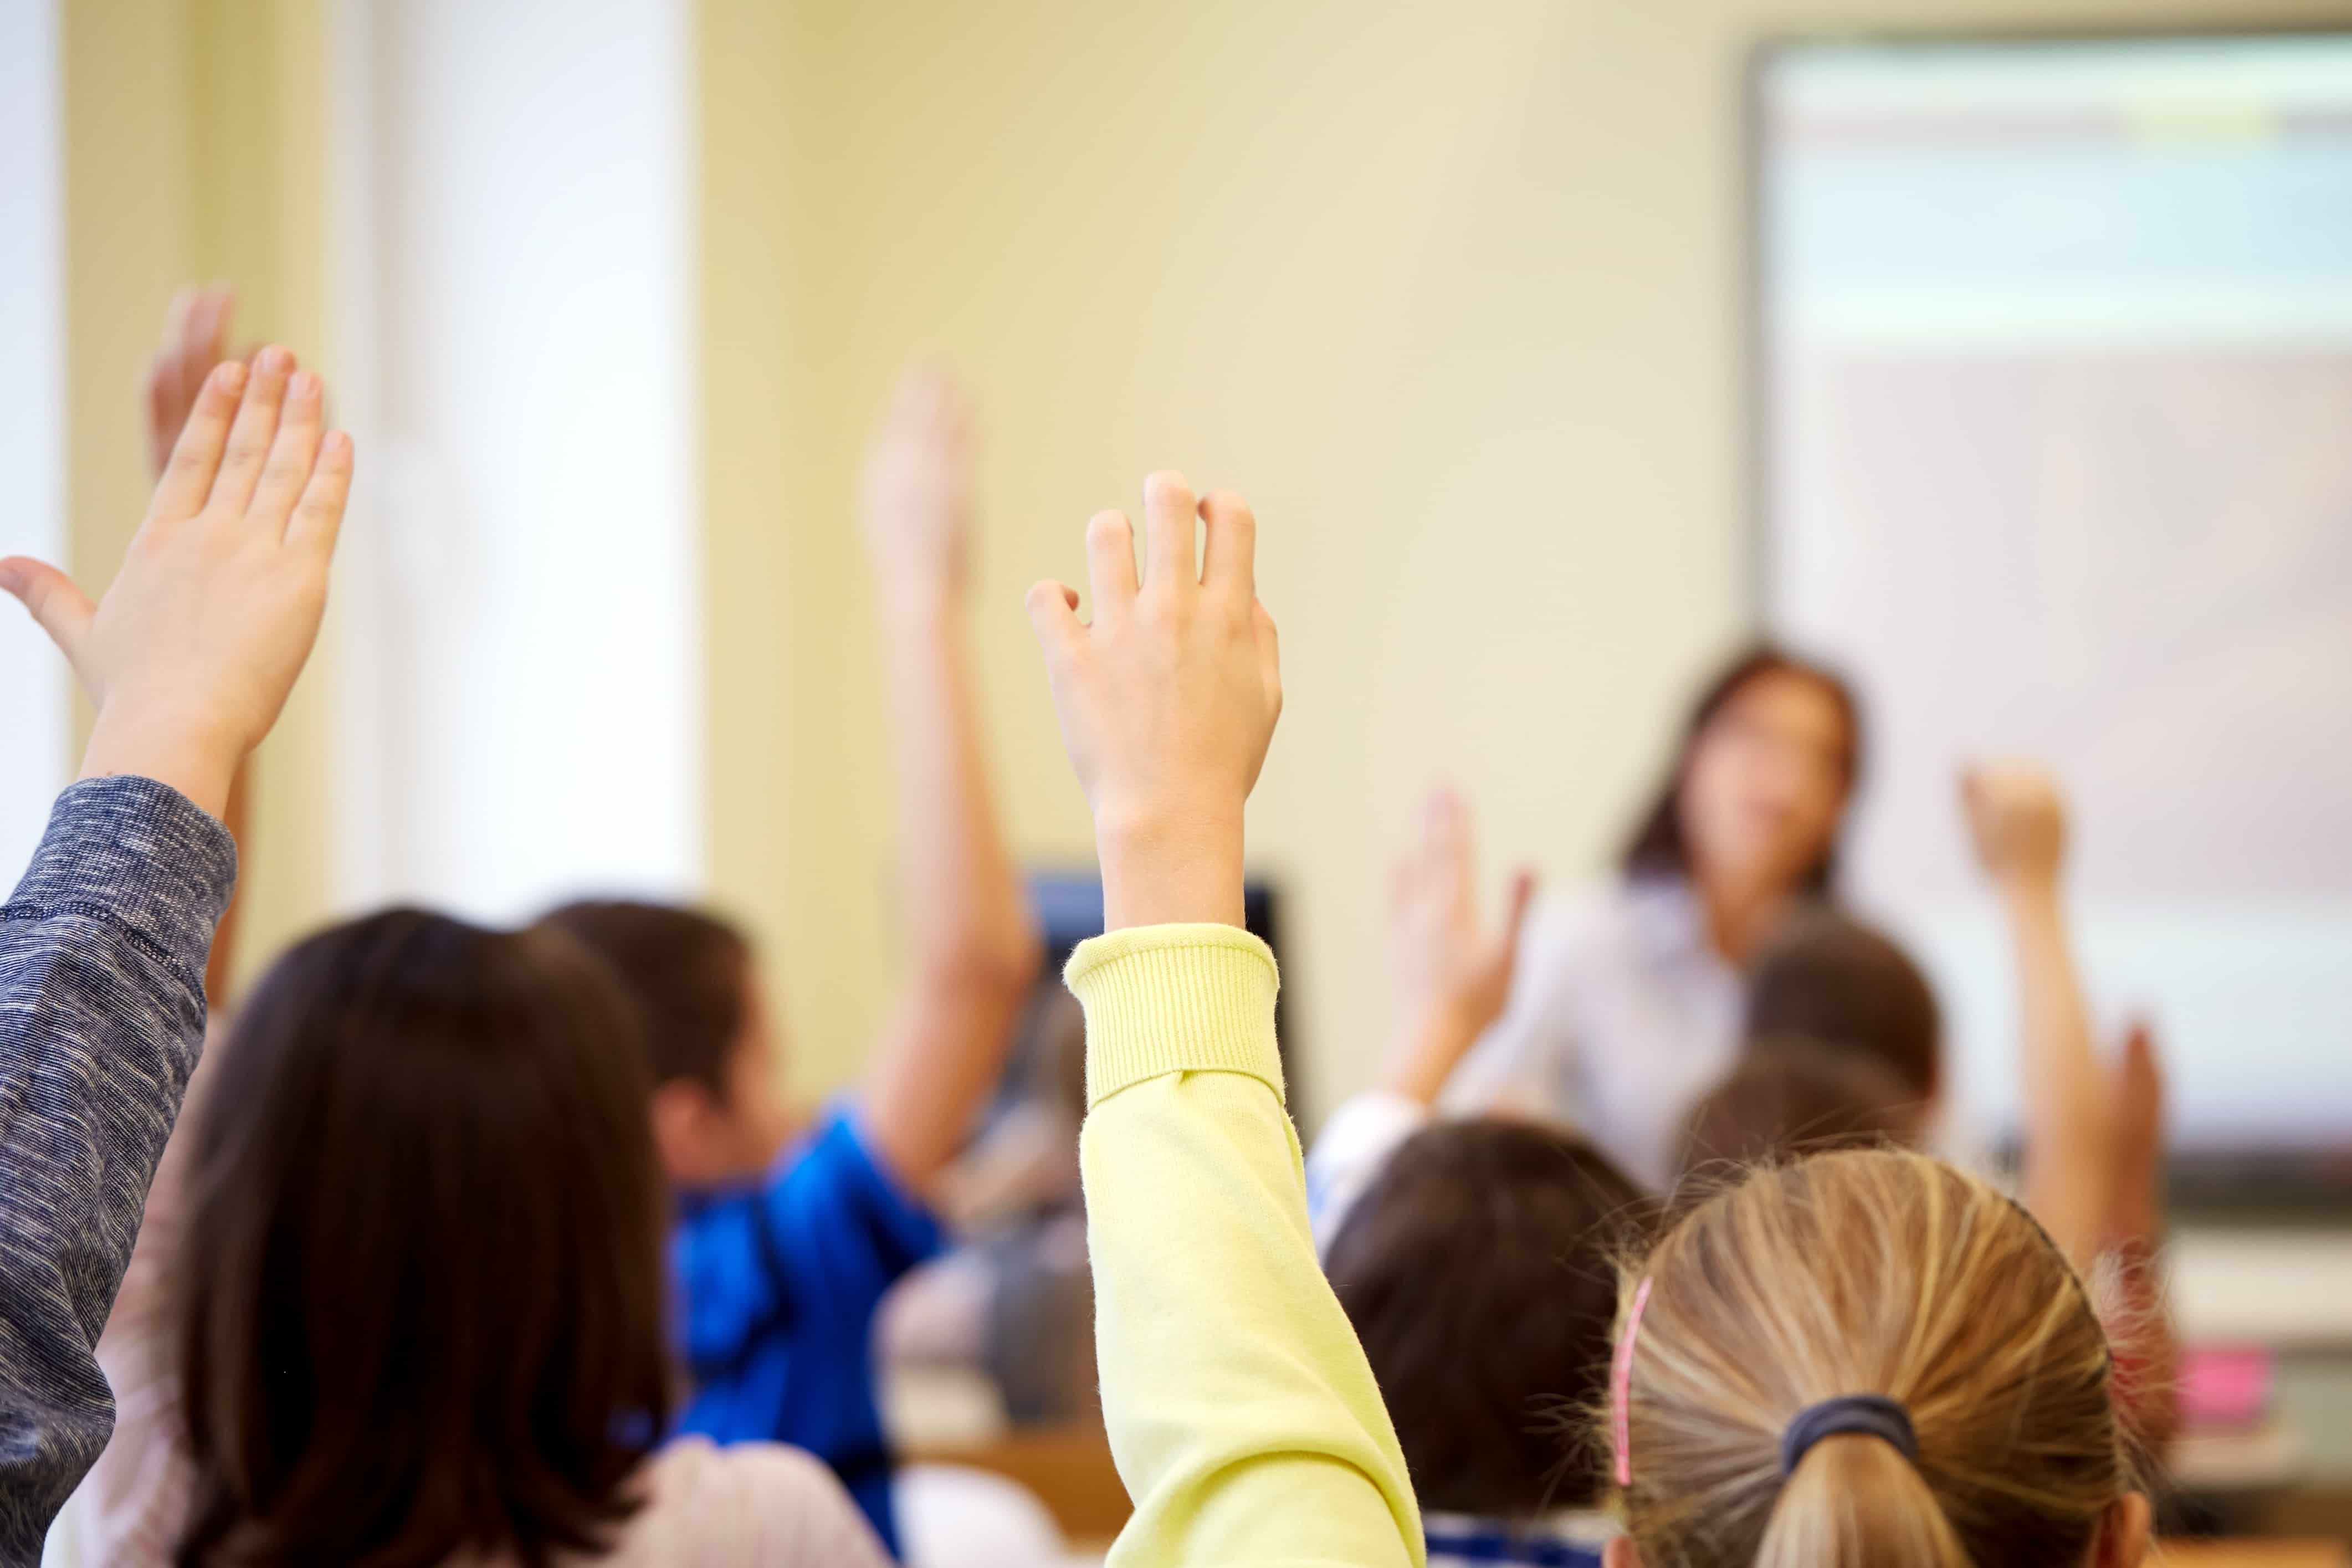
<box><xmin>1755</xmin><ymin>1426</ymin><xmax>1971</xmax><ymax>1568</ymax></box>
<box><xmin>1607</xmin><ymin>1149</ymin><xmax>2129</xmax><ymax>1568</ymax></box>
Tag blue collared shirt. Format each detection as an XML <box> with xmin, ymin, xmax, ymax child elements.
<box><xmin>1423</xmin><ymin>1509</ymin><xmax>1613</xmax><ymax>1567</ymax></box>
<box><xmin>672</xmin><ymin>1106</ymin><xmax>945</xmax><ymax>1557</ymax></box>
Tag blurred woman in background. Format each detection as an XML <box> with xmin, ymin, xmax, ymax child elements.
<box><xmin>1444</xmin><ymin>645</ymin><xmax>1862</xmax><ymax>1188</ymax></box>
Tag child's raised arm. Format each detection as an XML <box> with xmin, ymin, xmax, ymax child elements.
<box><xmin>1027</xmin><ymin>472</ymin><xmax>1422</xmax><ymax>1567</ymax></box>
<box><xmin>854</xmin><ymin>365</ymin><xmax>1043</xmax><ymax>1194</ymax></box>
<box><xmin>2105</xmin><ymin>1020</ymin><xmax>2181</xmax><ymax>1455</ymax></box>
<box><xmin>1380</xmin><ymin>786</ymin><xmax>1535</xmax><ymax>1106</ymax></box>
<box><xmin>0</xmin><ymin>349</ymin><xmax>350</xmax><ymax>1551</ymax></box>
<box><xmin>1962</xmin><ymin>762</ymin><xmax>2111</xmax><ymax>1268</ymax></box>
<box><xmin>1305</xmin><ymin>786</ymin><xmax>1532</xmax><ymax>1246</ymax></box>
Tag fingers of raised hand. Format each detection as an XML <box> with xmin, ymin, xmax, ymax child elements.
<box><xmin>252</xmin><ymin>370</ymin><xmax>326</xmax><ymax>529</ymax></box>
<box><xmin>285</xmin><ymin>430</ymin><xmax>356</xmax><ymax>556</ymax></box>
<box><xmin>1198</xmin><ymin>489</ymin><xmax>1256</xmax><ymax>595</ymax></box>
<box><xmin>208</xmin><ymin>345</ymin><xmax>296</xmax><ymax>513</ymax></box>
<box><xmin>1142</xmin><ymin>470</ymin><xmax>1197</xmax><ymax>587</ymax></box>
<box><xmin>1085</xmin><ymin>510</ymin><xmax>1139</xmax><ymax>614</ymax></box>
<box><xmin>1025</xmin><ymin>577</ymin><xmax>1084</xmax><ymax>659</ymax></box>
<box><xmin>154</xmin><ymin>360</ymin><xmax>250</xmax><ymax>518</ymax></box>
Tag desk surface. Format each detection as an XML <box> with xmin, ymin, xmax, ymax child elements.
<box><xmin>2161</xmin><ymin>1542</ymin><xmax>2349</xmax><ymax>1568</ymax></box>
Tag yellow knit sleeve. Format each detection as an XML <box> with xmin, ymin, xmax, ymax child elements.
<box><xmin>1067</xmin><ymin>924</ymin><xmax>1423</xmax><ymax>1568</ymax></box>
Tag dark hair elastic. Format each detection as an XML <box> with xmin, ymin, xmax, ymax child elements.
<box><xmin>1780</xmin><ymin>1395</ymin><xmax>1918</xmax><ymax>1477</ymax></box>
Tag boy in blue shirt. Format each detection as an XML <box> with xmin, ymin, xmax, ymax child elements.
<box><xmin>545</xmin><ymin>366</ymin><xmax>1040</xmax><ymax>1555</ymax></box>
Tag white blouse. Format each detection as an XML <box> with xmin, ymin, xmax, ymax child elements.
<box><xmin>1440</xmin><ymin>874</ymin><xmax>1744</xmax><ymax>1191</ymax></box>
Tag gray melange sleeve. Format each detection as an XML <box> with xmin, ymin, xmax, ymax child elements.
<box><xmin>0</xmin><ymin>776</ymin><xmax>233</xmax><ymax>1563</ymax></box>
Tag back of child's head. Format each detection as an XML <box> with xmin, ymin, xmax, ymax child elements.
<box><xmin>1676</xmin><ymin>1032</ymin><xmax>1922</xmax><ymax>1181</ymax></box>
<box><xmin>1746</xmin><ymin>906</ymin><xmax>1941</xmax><ymax>1101</ymax></box>
<box><xmin>538</xmin><ymin>898</ymin><xmax>754</xmax><ymax>1094</ymax></box>
<box><xmin>1611</xmin><ymin>1147</ymin><xmax>2130</xmax><ymax>1568</ymax></box>
<box><xmin>1325</xmin><ymin>1118</ymin><xmax>1651</xmax><ymax>1517</ymax></box>
<box><xmin>174</xmin><ymin>909</ymin><xmax>672</xmax><ymax>1566</ymax></box>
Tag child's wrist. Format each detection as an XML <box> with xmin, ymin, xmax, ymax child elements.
<box><xmin>1094</xmin><ymin>805</ymin><xmax>1246</xmax><ymax>930</ymax></box>
<box><xmin>1381</xmin><ymin>1002</ymin><xmax>1483</xmax><ymax>1103</ymax></box>
<box><xmin>1997</xmin><ymin>872</ymin><xmax>2063</xmax><ymax>912</ymax></box>
<box><xmin>79</xmin><ymin>703</ymin><xmax>240</xmax><ymax>821</ymax></box>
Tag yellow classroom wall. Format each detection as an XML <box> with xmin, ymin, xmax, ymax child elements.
<box><xmin>697</xmin><ymin>0</ymin><xmax>2352</xmax><ymax>1114</ymax></box>
<box><xmin>60</xmin><ymin>0</ymin><xmax>2352</xmax><ymax>1112</ymax></box>
<box><xmin>63</xmin><ymin>0</ymin><xmax>334</xmax><ymax>992</ymax></box>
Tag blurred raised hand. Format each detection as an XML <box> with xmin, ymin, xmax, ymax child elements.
<box><xmin>1962</xmin><ymin>760</ymin><xmax>2067</xmax><ymax>894</ymax></box>
<box><xmin>851</xmin><ymin>360</ymin><xmax>1044</xmax><ymax>1194</ymax></box>
<box><xmin>1</xmin><ymin>347</ymin><xmax>353</xmax><ymax>819</ymax></box>
<box><xmin>2105</xmin><ymin>1017</ymin><xmax>2180</xmax><ymax>1454</ymax></box>
<box><xmin>145</xmin><ymin>285</ymin><xmax>239</xmax><ymax>481</ymax></box>
<box><xmin>1381</xmin><ymin>786</ymin><xmax>1535</xmax><ymax>1103</ymax></box>
<box><xmin>2108</xmin><ymin>1019</ymin><xmax>2167</xmax><ymax>1246</ymax></box>
<box><xmin>1963</xmin><ymin>760</ymin><xmax>2109</xmax><ymax>1266</ymax></box>
<box><xmin>860</xmin><ymin>361</ymin><xmax>977</xmax><ymax>599</ymax></box>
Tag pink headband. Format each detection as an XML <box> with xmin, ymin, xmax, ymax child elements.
<box><xmin>1611</xmin><ymin>1276</ymin><xmax>1653</xmax><ymax>1487</ymax></box>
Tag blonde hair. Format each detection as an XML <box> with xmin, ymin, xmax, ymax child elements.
<box><xmin>1611</xmin><ymin>1149</ymin><xmax>2126</xmax><ymax>1568</ymax></box>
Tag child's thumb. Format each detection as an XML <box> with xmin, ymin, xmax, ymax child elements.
<box><xmin>0</xmin><ymin>557</ymin><xmax>96</xmax><ymax>675</ymax></box>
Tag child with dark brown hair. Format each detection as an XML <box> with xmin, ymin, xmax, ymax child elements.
<box><xmin>85</xmin><ymin>911</ymin><xmax>888</xmax><ymax>1567</ymax></box>
<box><xmin>1669</xmin><ymin>900</ymin><xmax>1941</xmax><ymax>1181</ymax></box>
<box><xmin>1744</xmin><ymin>906</ymin><xmax>1941</xmax><ymax>1105</ymax></box>
<box><xmin>1674</xmin><ymin>1032</ymin><xmax>1919</xmax><ymax>1175</ymax></box>
<box><xmin>1308</xmin><ymin>787</ymin><xmax>1647</xmax><ymax>1565</ymax></box>
<box><xmin>1326</xmin><ymin>1121</ymin><xmax>1646</xmax><ymax>1566</ymax></box>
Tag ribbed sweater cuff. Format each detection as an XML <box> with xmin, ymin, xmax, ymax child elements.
<box><xmin>1065</xmin><ymin>923</ymin><xmax>1283</xmax><ymax>1110</ymax></box>
<box><xmin>6</xmin><ymin>776</ymin><xmax>237</xmax><ymax>991</ymax></box>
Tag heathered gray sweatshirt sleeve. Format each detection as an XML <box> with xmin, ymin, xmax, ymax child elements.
<box><xmin>0</xmin><ymin>776</ymin><xmax>233</xmax><ymax>1563</ymax></box>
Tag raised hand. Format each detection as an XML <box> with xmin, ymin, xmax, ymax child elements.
<box><xmin>1382</xmin><ymin>786</ymin><xmax>1535</xmax><ymax>1101</ymax></box>
<box><xmin>0</xmin><ymin>347</ymin><xmax>353</xmax><ymax>819</ymax></box>
<box><xmin>145</xmin><ymin>285</ymin><xmax>238</xmax><ymax>481</ymax></box>
<box><xmin>2107</xmin><ymin>1019</ymin><xmax>2167</xmax><ymax>1245</ymax></box>
<box><xmin>1966</xmin><ymin>759</ymin><xmax>2108</xmax><ymax>1264</ymax></box>
<box><xmin>1962</xmin><ymin>760</ymin><xmax>2067</xmax><ymax>894</ymax></box>
<box><xmin>2104</xmin><ymin>1017</ymin><xmax>2180</xmax><ymax>1452</ymax></box>
<box><xmin>1026</xmin><ymin>472</ymin><xmax>1280</xmax><ymax>930</ymax></box>
<box><xmin>860</xmin><ymin>361</ymin><xmax>977</xmax><ymax>599</ymax></box>
<box><xmin>852</xmin><ymin>363</ymin><xmax>1043</xmax><ymax>1193</ymax></box>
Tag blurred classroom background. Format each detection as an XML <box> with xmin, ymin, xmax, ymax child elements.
<box><xmin>6</xmin><ymin>2</ymin><xmax>2350</xmax><ymax>1561</ymax></box>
